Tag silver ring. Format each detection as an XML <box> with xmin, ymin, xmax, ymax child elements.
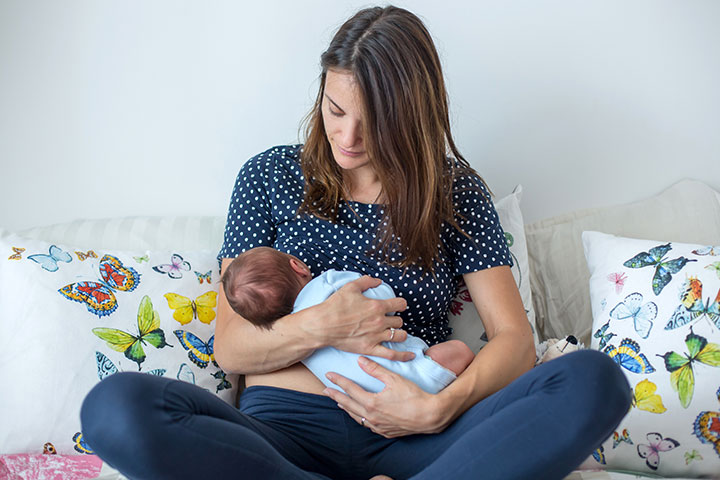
<box><xmin>361</xmin><ymin>417</ymin><xmax>366</xmax><ymax>427</ymax></box>
<box><xmin>389</xmin><ymin>328</ymin><xmax>395</xmax><ymax>341</ymax></box>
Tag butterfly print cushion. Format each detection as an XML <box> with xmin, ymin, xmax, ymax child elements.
<box><xmin>0</xmin><ymin>231</ymin><xmax>237</xmax><ymax>455</ymax></box>
<box><xmin>583</xmin><ymin>231</ymin><xmax>720</xmax><ymax>477</ymax></box>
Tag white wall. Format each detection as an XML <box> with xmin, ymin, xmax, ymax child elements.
<box><xmin>1</xmin><ymin>0</ymin><xmax>718</xmax><ymax>231</ymax></box>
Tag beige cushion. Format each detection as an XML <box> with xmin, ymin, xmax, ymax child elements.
<box><xmin>526</xmin><ymin>179</ymin><xmax>720</xmax><ymax>345</ymax></box>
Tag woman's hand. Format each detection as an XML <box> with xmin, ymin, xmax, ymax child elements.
<box><xmin>309</xmin><ymin>276</ymin><xmax>415</xmax><ymax>362</ymax></box>
<box><xmin>322</xmin><ymin>356</ymin><xmax>449</xmax><ymax>438</ymax></box>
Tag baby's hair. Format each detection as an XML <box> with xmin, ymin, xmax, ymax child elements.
<box><xmin>221</xmin><ymin>247</ymin><xmax>302</xmax><ymax>329</ymax></box>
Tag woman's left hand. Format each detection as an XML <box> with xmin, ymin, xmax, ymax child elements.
<box><xmin>323</xmin><ymin>356</ymin><xmax>449</xmax><ymax>438</ymax></box>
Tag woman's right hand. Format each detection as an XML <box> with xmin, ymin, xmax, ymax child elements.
<box><xmin>308</xmin><ymin>275</ymin><xmax>415</xmax><ymax>362</ymax></box>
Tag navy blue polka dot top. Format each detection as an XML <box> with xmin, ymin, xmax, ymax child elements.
<box><xmin>219</xmin><ymin>144</ymin><xmax>511</xmax><ymax>345</ymax></box>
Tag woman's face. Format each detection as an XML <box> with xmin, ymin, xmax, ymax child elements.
<box><xmin>322</xmin><ymin>70</ymin><xmax>370</xmax><ymax>173</ymax></box>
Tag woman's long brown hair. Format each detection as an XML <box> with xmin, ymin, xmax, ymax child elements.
<box><xmin>299</xmin><ymin>5</ymin><xmax>488</xmax><ymax>274</ymax></box>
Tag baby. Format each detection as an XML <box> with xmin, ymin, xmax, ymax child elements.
<box><xmin>221</xmin><ymin>246</ymin><xmax>475</xmax><ymax>394</ymax></box>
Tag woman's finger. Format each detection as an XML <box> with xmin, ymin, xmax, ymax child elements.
<box><xmin>368</xmin><ymin>344</ymin><xmax>415</xmax><ymax>362</ymax></box>
<box><xmin>356</xmin><ymin>356</ymin><xmax>402</xmax><ymax>386</ymax></box>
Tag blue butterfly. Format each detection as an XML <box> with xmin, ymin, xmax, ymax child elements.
<box><xmin>603</xmin><ymin>338</ymin><xmax>656</xmax><ymax>374</ymax></box>
<box><xmin>593</xmin><ymin>321</ymin><xmax>616</xmax><ymax>349</ymax></box>
<box><xmin>609</xmin><ymin>292</ymin><xmax>657</xmax><ymax>339</ymax></box>
<box><xmin>27</xmin><ymin>245</ymin><xmax>72</xmax><ymax>272</ymax></box>
<box><xmin>72</xmin><ymin>432</ymin><xmax>94</xmax><ymax>455</ymax></box>
<box><xmin>95</xmin><ymin>351</ymin><xmax>165</xmax><ymax>380</ymax></box>
<box><xmin>212</xmin><ymin>370</ymin><xmax>232</xmax><ymax>393</ymax></box>
<box><xmin>177</xmin><ymin>363</ymin><xmax>196</xmax><ymax>384</ymax></box>
<box><xmin>174</xmin><ymin>330</ymin><xmax>217</xmax><ymax>369</ymax></box>
<box><xmin>623</xmin><ymin>243</ymin><xmax>695</xmax><ymax>295</ymax></box>
<box><xmin>592</xmin><ymin>445</ymin><xmax>606</xmax><ymax>464</ymax></box>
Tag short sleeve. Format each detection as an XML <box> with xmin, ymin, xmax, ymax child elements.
<box><xmin>218</xmin><ymin>153</ymin><xmax>276</xmax><ymax>261</ymax></box>
<box><xmin>445</xmin><ymin>173</ymin><xmax>512</xmax><ymax>276</ymax></box>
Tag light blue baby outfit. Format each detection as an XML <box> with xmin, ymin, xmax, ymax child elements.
<box><xmin>297</xmin><ymin>270</ymin><xmax>458</xmax><ymax>394</ymax></box>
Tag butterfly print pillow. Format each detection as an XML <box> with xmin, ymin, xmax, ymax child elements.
<box><xmin>582</xmin><ymin>231</ymin><xmax>720</xmax><ymax>477</ymax></box>
<box><xmin>0</xmin><ymin>230</ymin><xmax>236</xmax><ymax>455</ymax></box>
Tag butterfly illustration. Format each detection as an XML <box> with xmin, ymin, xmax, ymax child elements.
<box><xmin>212</xmin><ymin>370</ymin><xmax>232</xmax><ymax>393</ymax></box>
<box><xmin>43</xmin><ymin>442</ymin><xmax>57</xmax><ymax>455</ymax></box>
<box><xmin>630</xmin><ymin>379</ymin><xmax>667</xmax><ymax>414</ymax></box>
<box><xmin>592</xmin><ymin>445</ymin><xmax>606</xmax><ymax>465</ymax></box>
<box><xmin>92</xmin><ymin>296</ymin><xmax>171</xmax><ymax>370</ymax></box>
<box><xmin>28</xmin><ymin>245</ymin><xmax>72</xmax><ymax>272</ymax></box>
<box><xmin>133</xmin><ymin>254</ymin><xmax>149</xmax><ymax>263</ymax></box>
<box><xmin>604</xmin><ymin>338</ymin><xmax>656</xmax><ymax>374</ymax></box>
<box><xmin>8</xmin><ymin>247</ymin><xmax>25</xmax><ymax>260</ymax></box>
<box><xmin>177</xmin><ymin>363</ymin><xmax>196</xmax><ymax>384</ymax></box>
<box><xmin>174</xmin><ymin>330</ymin><xmax>216</xmax><ymax>368</ymax></box>
<box><xmin>613</xmin><ymin>429</ymin><xmax>633</xmax><ymax>448</ymax></box>
<box><xmin>450</xmin><ymin>280</ymin><xmax>472</xmax><ymax>316</ymax></box>
<box><xmin>609</xmin><ymin>292</ymin><xmax>657</xmax><ymax>339</ymax></box>
<box><xmin>657</xmin><ymin>328</ymin><xmax>720</xmax><ymax>408</ymax></box>
<box><xmin>707</xmin><ymin>262</ymin><xmax>720</xmax><ymax>280</ymax></box>
<box><xmin>684</xmin><ymin>449</ymin><xmax>703</xmax><ymax>465</ymax></box>
<box><xmin>637</xmin><ymin>432</ymin><xmax>679</xmax><ymax>470</ymax></box>
<box><xmin>59</xmin><ymin>255</ymin><xmax>140</xmax><ymax>317</ymax></box>
<box><xmin>593</xmin><ymin>321</ymin><xmax>616</xmax><ymax>349</ymax></box>
<box><xmin>195</xmin><ymin>270</ymin><xmax>212</xmax><ymax>284</ymax></box>
<box><xmin>693</xmin><ymin>387</ymin><xmax>720</xmax><ymax>459</ymax></box>
<box><xmin>153</xmin><ymin>254</ymin><xmax>191</xmax><ymax>279</ymax></box>
<box><xmin>72</xmin><ymin>432</ymin><xmax>94</xmax><ymax>455</ymax></box>
<box><xmin>607</xmin><ymin>272</ymin><xmax>628</xmax><ymax>294</ymax></box>
<box><xmin>666</xmin><ymin>276</ymin><xmax>720</xmax><ymax>331</ymax></box>
<box><xmin>164</xmin><ymin>291</ymin><xmax>218</xmax><ymax>325</ymax></box>
<box><xmin>75</xmin><ymin>250</ymin><xmax>98</xmax><ymax>261</ymax></box>
<box><xmin>95</xmin><ymin>351</ymin><xmax>165</xmax><ymax>380</ymax></box>
<box><xmin>623</xmin><ymin>243</ymin><xmax>696</xmax><ymax>295</ymax></box>
<box><xmin>693</xmin><ymin>246</ymin><xmax>720</xmax><ymax>256</ymax></box>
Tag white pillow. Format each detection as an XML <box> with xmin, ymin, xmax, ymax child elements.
<box><xmin>0</xmin><ymin>229</ymin><xmax>235</xmax><ymax>455</ymax></box>
<box><xmin>582</xmin><ymin>230</ymin><xmax>720</xmax><ymax>478</ymax></box>
<box><xmin>448</xmin><ymin>185</ymin><xmax>538</xmax><ymax>352</ymax></box>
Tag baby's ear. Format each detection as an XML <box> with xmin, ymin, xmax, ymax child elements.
<box><xmin>289</xmin><ymin>258</ymin><xmax>311</xmax><ymax>277</ymax></box>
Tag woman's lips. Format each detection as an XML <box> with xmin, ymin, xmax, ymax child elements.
<box><xmin>337</xmin><ymin>145</ymin><xmax>365</xmax><ymax>157</ymax></box>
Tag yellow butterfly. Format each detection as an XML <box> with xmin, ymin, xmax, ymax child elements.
<box><xmin>8</xmin><ymin>247</ymin><xmax>25</xmax><ymax>260</ymax></box>
<box><xmin>631</xmin><ymin>379</ymin><xmax>667</xmax><ymax>414</ymax></box>
<box><xmin>164</xmin><ymin>291</ymin><xmax>217</xmax><ymax>325</ymax></box>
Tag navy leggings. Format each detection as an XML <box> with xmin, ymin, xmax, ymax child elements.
<box><xmin>81</xmin><ymin>350</ymin><xmax>630</xmax><ymax>480</ymax></box>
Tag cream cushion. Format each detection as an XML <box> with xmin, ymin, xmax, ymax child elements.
<box><xmin>526</xmin><ymin>180</ymin><xmax>720</xmax><ymax>345</ymax></box>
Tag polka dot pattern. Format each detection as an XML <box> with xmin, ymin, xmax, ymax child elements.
<box><xmin>219</xmin><ymin>145</ymin><xmax>511</xmax><ymax>345</ymax></box>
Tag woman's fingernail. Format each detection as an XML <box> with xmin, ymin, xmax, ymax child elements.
<box><xmin>358</xmin><ymin>356</ymin><xmax>369</xmax><ymax>366</ymax></box>
<box><xmin>322</xmin><ymin>389</ymin><xmax>330</xmax><ymax>396</ymax></box>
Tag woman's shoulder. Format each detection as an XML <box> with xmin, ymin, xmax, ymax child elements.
<box><xmin>445</xmin><ymin>157</ymin><xmax>491</xmax><ymax>199</ymax></box>
<box><xmin>241</xmin><ymin>144</ymin><xmax>304</xmax><ymax>176</ymax></box>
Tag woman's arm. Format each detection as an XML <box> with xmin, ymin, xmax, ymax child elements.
<box><xmin>214</xmin><ymin>258</ymin><xmax>413</xmax><ymax>375</ymax></box>
<box><xmin>323</xmin><ymin>265</ymin><xmax>535</xmax><ymax>437</ymax></box>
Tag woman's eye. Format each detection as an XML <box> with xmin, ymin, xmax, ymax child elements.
<box><xmin>328</xmin><ymin>107</ymin><xmax>344</xmax><ymax>117</ymax></box>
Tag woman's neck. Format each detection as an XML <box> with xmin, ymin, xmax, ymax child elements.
<box><xmin>343</xmin><ymin>169</ymin><xmax>383</xmax><ymax>204</ymax></box>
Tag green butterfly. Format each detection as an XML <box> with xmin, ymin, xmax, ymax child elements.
<box><xmin>657</xmin><ymin>328</ymin><xmax>720</xmax><ymax>408</ymax></box>
<box><xmin>707</xmin><ymin>261</ymin><xmax>720</xmax><ymax>280</ymax></box>
<box><xmin>623</xmin><ymin>243</ymin><xmax>695</xmax><ymax>295</ymax></box>
<box><xmin>92</xmin><ymin>295</ymin><xmax>171</xmax><ymax>370</ymax></box>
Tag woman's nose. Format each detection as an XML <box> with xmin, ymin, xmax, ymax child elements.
<box><xmin>340</xmin><ymin>119</ymin><xmax>363</xmax><ymax>148</ymax></box>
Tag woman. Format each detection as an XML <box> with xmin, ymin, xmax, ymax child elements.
<box><xmin>82</xmin><ymin>6</ymin><xmax>630</xmax><ymax>479</ymax></box>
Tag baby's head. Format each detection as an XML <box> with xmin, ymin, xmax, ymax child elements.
<box><xmin>221</xmin><ymin>247</ymin><xmax>312</xmax><ymax>329</ymax></box>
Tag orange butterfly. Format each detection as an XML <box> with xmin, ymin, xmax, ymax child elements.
<box><xmin>75</xmin><ymin>250</ymin><xmax>98</xmax><ymax>261</ymax></box>
<box><xmin>8</xmin><ymin>247</ymin><xmax>25</xmax><ymax>260</ymax></box>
